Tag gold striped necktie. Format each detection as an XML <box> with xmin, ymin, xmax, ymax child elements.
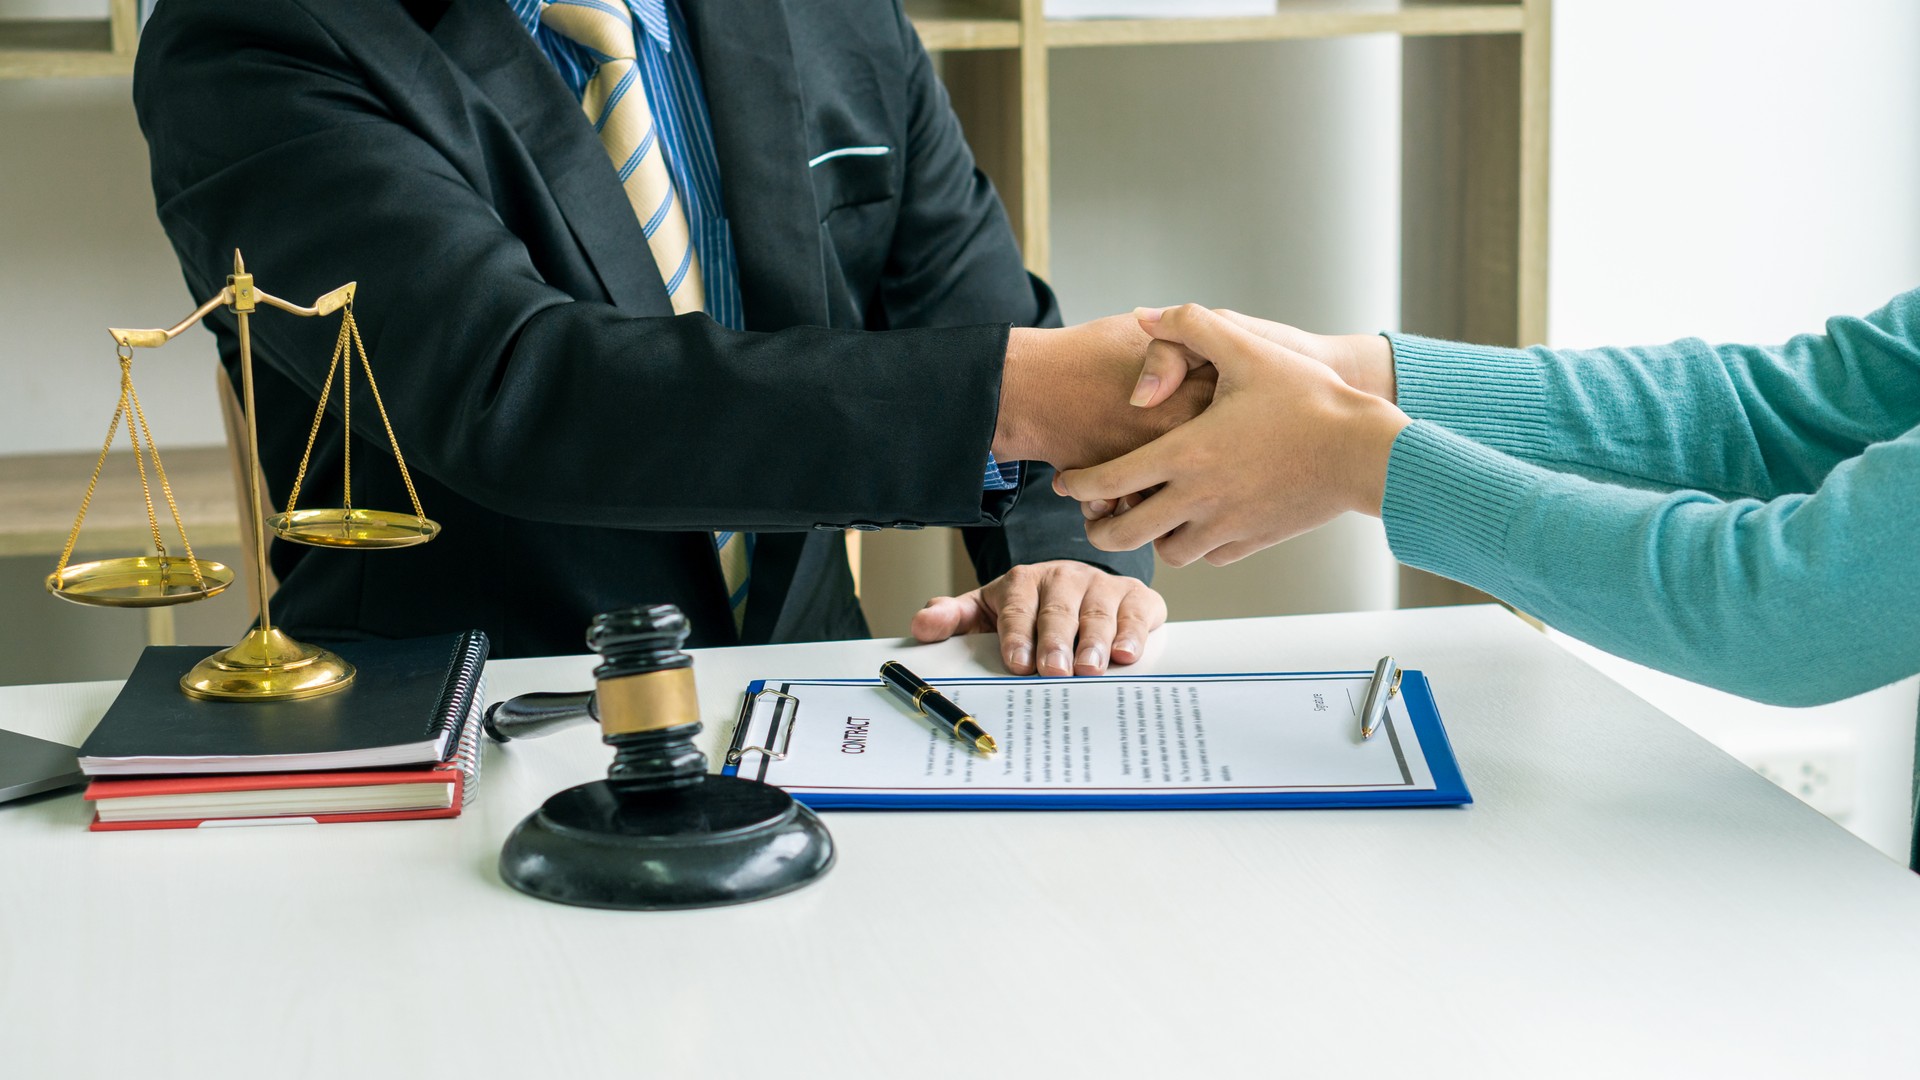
<box><xmin>539</xmin><ymin>0</ymin><xmax>706</xmax><ymax>313</ymax></box>
<box><xmin>540</xmin><ymin>1</ymin><xmax>749</xmax><ymax>631</ymax></box>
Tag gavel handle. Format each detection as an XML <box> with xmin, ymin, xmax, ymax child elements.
<box><xmin>483</xmin><ymin>691</ymin><xmax>597</xmax><ymax>743</ymax></box>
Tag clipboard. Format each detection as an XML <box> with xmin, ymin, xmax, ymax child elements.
<box><xmin>722</xmin><ymin>670</ymin><xmax>1471</xmax><ymax>810</ymax></box>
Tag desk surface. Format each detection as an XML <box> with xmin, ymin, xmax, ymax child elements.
<box><xmin>3</xmin><ymin>606</ymin><xmax>1916</xmax><ymax>1078</ymax></box>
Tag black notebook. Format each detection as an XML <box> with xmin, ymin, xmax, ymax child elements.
<box><xmin>78</xmin><ymin>631</ymin><xmax>490</xmax><ymax>777</ymax></box>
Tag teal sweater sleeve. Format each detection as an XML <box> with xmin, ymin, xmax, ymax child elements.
<box><xmin>1380</xmin><ymin>290</ymin><xmax>1920</xmax><ymax>708</ymax></box>
<box><xmin>1388</xmin><ymin>289</ymin><xmax>1920</xmax><ymax>499</ymax></box>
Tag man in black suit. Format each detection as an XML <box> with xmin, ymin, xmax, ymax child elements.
<box><xmin>132</xmin><ymin>0</ymin><xmax>1208</xmax><ymax>675</ymax></box>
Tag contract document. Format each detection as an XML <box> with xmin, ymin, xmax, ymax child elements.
<box><xmin>722</xmin><ymin>672</ymin><xmax>1470</xmax><ymax>810</ymax></box>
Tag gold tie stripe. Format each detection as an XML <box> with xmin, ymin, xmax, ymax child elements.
<box><xmin>539</xmin><ymin>1</ymin><xmax>745</xmax><ymax>631</ymax></box>
<box><xmin>716</xmin><ymin>531</ymin><xmax>751</xmax><ymax>632</ymax></box>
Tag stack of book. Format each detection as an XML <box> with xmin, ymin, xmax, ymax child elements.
<box><xmin>78</xmin><ymin>632</ymin><xmax>489</xmax><ymax>832</ymax></box>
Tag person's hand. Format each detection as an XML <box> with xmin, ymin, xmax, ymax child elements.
<box><xmin>992</xmin><ymin>315</ymin><xmax>1216</xmax><ymax>470</ymax></box>
<box><xmin>911</xmin><ymin>561</ymin><xmax>1166</xmax><ymax>676</ymax></box>
<box><xmin>1053</xmin><ymin>304</ymin><xmax>1412</xmax><ymax>567</ymax></box>
<box><xmin>1124</xmin><ymin>308</ymin><xmax>1396</xmax><ymax>409</ymax></box>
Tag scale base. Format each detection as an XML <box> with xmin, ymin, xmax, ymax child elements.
<box><xmin>500</xmin><ymin>775</ymin><xmax>835</xmax><ymax>910</ymax></box>
<box><xmin>180</xmin><ymin>627</ymin><xmax>356</xmax><ymax>701</ymax></box>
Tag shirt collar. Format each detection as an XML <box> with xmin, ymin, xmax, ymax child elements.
<box><xmin>632</xmin><ymin>0</ymin><xmax>672</xmax><ymax>51</ymax></box>
<box><xmin>512</xmin><ymin>0</ymin><xmax>673</xmax><ymax>52</ymax></box>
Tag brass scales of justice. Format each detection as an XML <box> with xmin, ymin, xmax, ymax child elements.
<box><xmin>44</xmin><ymin>250</ymin><xmax>440</xmax><ymax>702</ymax></box>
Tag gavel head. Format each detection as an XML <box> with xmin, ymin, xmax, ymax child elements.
<box><xmin>585</xmin><ymin>605</ymin><xmax>700</xmax><ymax>740</ymax></box>
<box><xmin>498</xmin><ymin>602</ymin><xmax>836</xmax><ymax>909</ymax></box>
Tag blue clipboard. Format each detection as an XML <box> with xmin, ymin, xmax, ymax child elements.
<box><xmin>721</xmin><ymin>670</ymin><xmax>1471</xmax><ymax>811</ymax></box>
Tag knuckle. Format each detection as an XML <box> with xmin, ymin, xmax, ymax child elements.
<box><xmin>996</xmin><ymin>600</ymin><xmax>1033</xmax><ymax>622</ymax></box>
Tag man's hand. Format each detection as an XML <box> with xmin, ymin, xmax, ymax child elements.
<box><xmin>992</xmin><ymin>315</ymin><xmax>1216</xmax><ymax>470</ymax></box>
<box><xmin>911</xmin><ymin>561</ymin><xmax>1166</xmax><ymax>676</ymax></box>
<box><xmin>1054</xmin><ymin>304</ymin><xmax>1411</xmax><ymax>567</ymax></box>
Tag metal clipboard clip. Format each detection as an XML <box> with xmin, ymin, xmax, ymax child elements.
<box><xmin>726</xmin><ymin>687</ymin><xmax>801</xmax><ymax>766</ymax></box>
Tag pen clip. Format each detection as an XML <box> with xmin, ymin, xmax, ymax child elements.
<box><xmin>727</xmin><ymin>687</ymin><xmax>801</xmax><ymax>765</ymax></box>
<box><xmin>1389</xmin><ymin>668</ymin><xmax>1403</xmax><ymax>698</ymax></box>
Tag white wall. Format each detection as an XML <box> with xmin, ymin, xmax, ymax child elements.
<box><xmin>0</xmin><ymin>76</ymin><xmax>224</xmax><ymax>457</ymax></box>
<box><xmin>1545</xmin><ymin>0</ymin><xmax>1920</xmax><ymax>861</ymax></box>
<box><xmin>1047</xmin><ymin>36</ymin><xmax>1403</xmax><ymax>621</ymax></box>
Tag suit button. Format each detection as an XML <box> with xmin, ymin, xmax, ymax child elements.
<box><xmin>850</xmin><ymin>522</ymin><xmax>882</xmax><ymax>532</ymax></box>
<box><xmin>894</xmin><ymin>521</ymin><xmax>924</xmax><ymax>530</ymax></box>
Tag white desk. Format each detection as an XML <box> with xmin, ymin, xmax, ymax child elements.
<box><xmin>3</xmin><ymin>606</ymin><xmax>1917</xmax><ymax>1078</ymax></box>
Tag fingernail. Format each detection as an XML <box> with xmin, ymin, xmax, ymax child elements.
<box><xmin>1114</xmin><ymin>637</ymin><xmax>1138</xmax><ymax>660</ymax></box>
<box><xmin>1011</xmin><ymin>644</ymin><xmax>1032</xmax><ymax>670</ymax></box>
<box><xmin>1087</xmin><ymin>499</ymin><xmax>1111</xmax><ymax>516</ymax></box>
<box><xmin>1044</xmin><ymin>648</ymin><xmax>1070</xmax><ymax>674</ymax></box>
<box><xmin>1129</xmin><ymin>373</ymin><xmax>1160</xmax><ymax>407</ymax></box>
<box><xmin>1134</xmin><ymin>306</ymin><xmax>1165</xmax><ymax>322</ymax></box>
<box><xmin>1077</xmin><ymin>644</ymin><xmax>1104</xmax><ymax>671</ymax></box>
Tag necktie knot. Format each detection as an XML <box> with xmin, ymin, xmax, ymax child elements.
<box><xmin>539</xmin><ymin>0</ymin><xmax>640</xmax><ymax>63</ymax></box>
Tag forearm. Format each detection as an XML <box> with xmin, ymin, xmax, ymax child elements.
<box><xmin>1387</xmin><ymin>289</ymin><xmax>1920</xmax><ymax>499</ymax></box>
<box><xmin>1382</xmin><ymin>421</ymin><xmax>1920</xmax><ymax>706</ymax></box>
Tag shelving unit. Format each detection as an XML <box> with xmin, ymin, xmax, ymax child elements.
<box><xmin>911</xmin><ymin>0</ymin><xmax>1550</xmax><ymax>606</ymax></box>
<box><xmin>0</xmin><ymin>0</ymin><xmax>137</xmax><ymax>79</ymax></box>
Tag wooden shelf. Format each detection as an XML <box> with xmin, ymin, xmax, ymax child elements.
<box><xmin>5</xmin><ymin>2</ymin><xmax>1523</xmax><ymax>75</ymax></box>
<box><xmin>0</xmin><ymin>20</ymin><xmax>130</xmax><ymax>79</ymax></box>
<box><xmin>0</xmin><ymin>2</ymin><xmax>137</xmax><ymax>79</ymax></box>
<box><xmin>0</xmin><ymin>447</ymin><xmax>240</xmax><ymax>559</ymax></box>
<box><xmin>1045</xmin><ymin>3</ymin><xmax>1525</xmax><ymax>47</ymax></box>
<box><xmin>908</xmin><ymin>0</ymin><xmax>1021</xmax><ymax>52</ymax></box>
<box><xmin>908</xmin><ymin>2</ymin><xmax>1526</xmax><ymax>53</ymax></box>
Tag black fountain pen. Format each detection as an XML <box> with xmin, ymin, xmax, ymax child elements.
<box><xmin>879</xmin><ymin>661</ymin><xmax>999</xmax><ymax>754</ymax></box>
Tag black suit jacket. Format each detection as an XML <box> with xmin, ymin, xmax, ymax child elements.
<box><xmin>133</xmin><ymin>0</ymin><xmax>1150</xmax><ymax>657</ymax></box>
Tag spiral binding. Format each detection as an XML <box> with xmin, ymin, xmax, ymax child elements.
<box><xmin>453</xmin><ymin>677</ymin><xmax>487</xmax><ymax>806</ymax></box>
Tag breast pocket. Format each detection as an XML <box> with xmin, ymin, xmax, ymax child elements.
<box><xmin>808</xmin><ymin>145</ymin><xmax>897</xmax><ymax>219</ymax></box>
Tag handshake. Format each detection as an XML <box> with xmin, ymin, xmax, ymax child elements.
<box><xmin>992</xmin><ymin>304</ymin><xmax>1414</xmax><ymax>568</ymax></box>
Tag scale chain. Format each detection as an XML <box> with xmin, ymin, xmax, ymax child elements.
<box><xmin>52</xmin><ymin>353</ymin><xmax>206</xmax><ymax>593</ymax></box>
<box><xmin>284</xmin><ymin>316</ymin><xmax>351</xmax><ymax>516</ymax></box>
<box><xmin>130</xmin><ymin>373</ymin><xmax>207</xmax><ymax>592</ymax></box>
<box><xmin>53</xmin><ymin>364</ymin><xmax>130</xmax><ymax>579</ymax></box>
<box><xmin>346</xmin><ymin>308</ymin><xmax>429</xmax><ymax>524</ymax></box>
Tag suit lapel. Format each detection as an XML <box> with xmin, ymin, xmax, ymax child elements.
<box><xmin>430</xmin><ymin>0</ymin><xmax>671</xmax><ymax>314</ymax></box>
<box><xmin>679</xmin><ymin>0</ymin><xmax>829</xmax><ymax>330</ymax></box>
<box><xmin>434</xmin><ymin>0</ymin><xmax>830</xmax><ymax>642</ymax></box>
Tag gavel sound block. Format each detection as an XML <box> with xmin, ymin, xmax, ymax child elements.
<box><xmin>494</xmin><ymin>605</ymin><xmax>834</xmax><ymax>910</ymax></box>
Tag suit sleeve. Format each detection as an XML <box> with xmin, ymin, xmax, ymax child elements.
<box><xmin>882</xmin><ymin>5</ymin><xmax>1155</xmax><ymax>587</ymax></box>
<box><xmin>132</xmin><ymin>0</ymin><xmax>1016</xmax><ymax>534</ymax></box>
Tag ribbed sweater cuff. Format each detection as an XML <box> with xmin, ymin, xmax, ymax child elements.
<box><xmin>1382</xmin><ymin>421</ymin><xmax>1538</xmax><ymax>595</ymax></box>
<box><xmin>1387</xmin><ymin>333</ymin><xmax>1555</xmax><ymax>462</ymax></box>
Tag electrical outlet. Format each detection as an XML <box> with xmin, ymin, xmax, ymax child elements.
<box><xmin>1744</xmin><ymin>748</ymin><xmax>1855</xmax><ymax>821</ymax></box>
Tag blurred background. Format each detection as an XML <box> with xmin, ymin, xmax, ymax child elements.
<box><xmin>2</xmin><ymin>0</ymin><xmax>1915</xmax><ymax>858</ymax></box>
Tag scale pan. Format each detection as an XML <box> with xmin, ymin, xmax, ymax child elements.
<box><xmin>266</xmin><ymin>508</ymin><xmax>441</xmax><ymax>549</ymax></box>
<box><xmin>45</xmin><ymin>556</ymin><xmax>233</xmax><ymax>608</ymax></box>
